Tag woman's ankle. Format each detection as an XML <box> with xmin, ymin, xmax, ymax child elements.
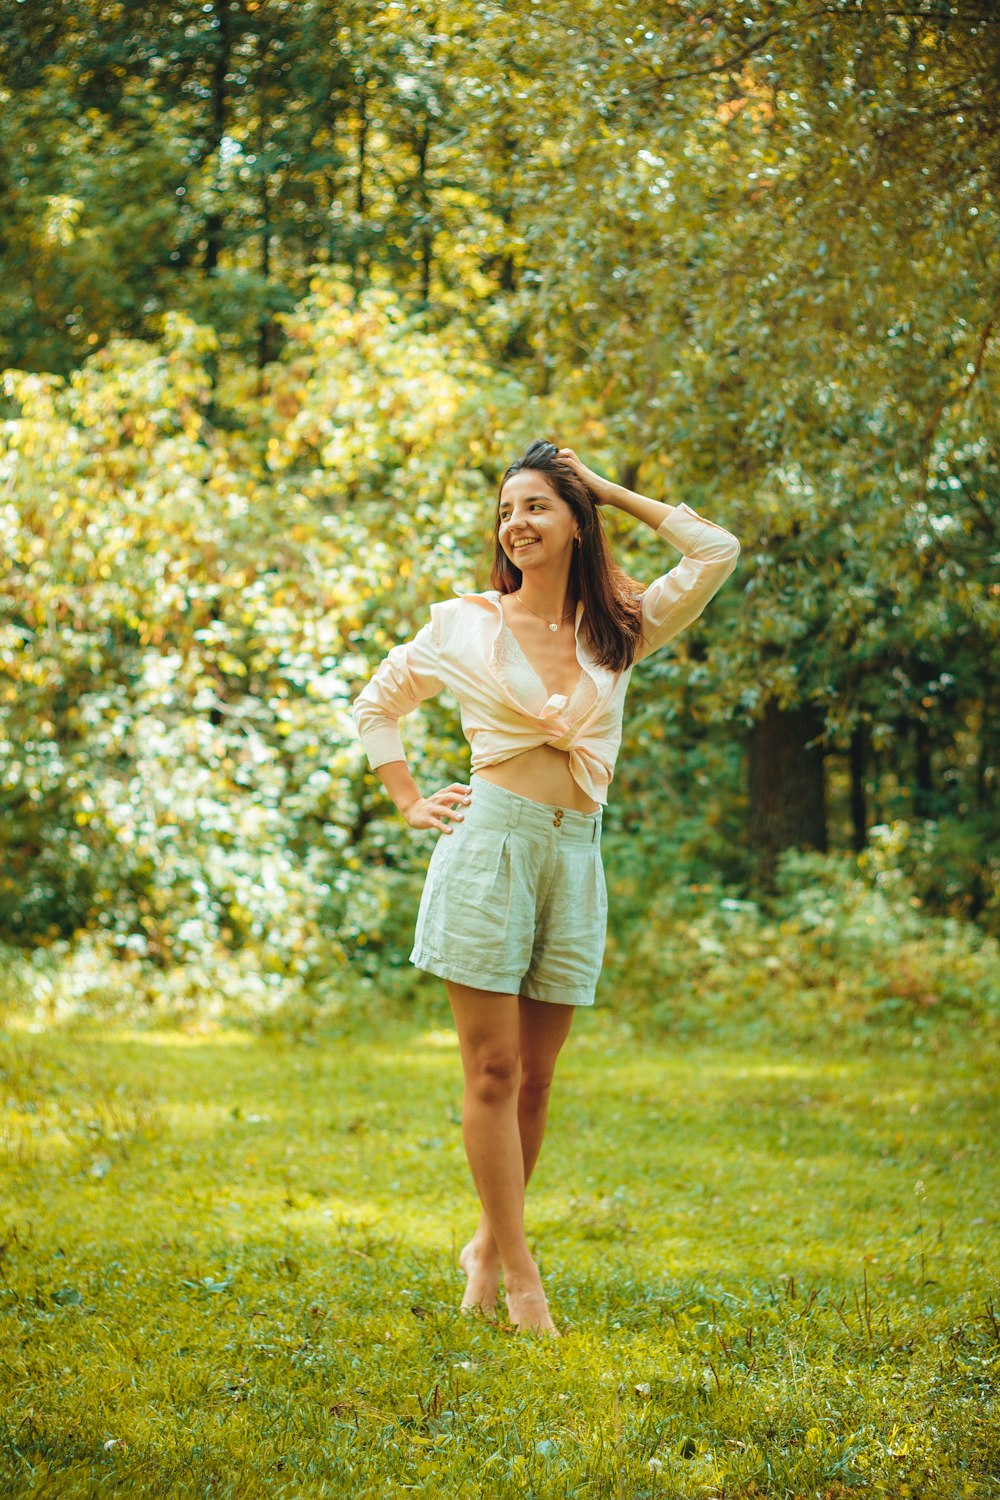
<box><xmin>470</xmin><ymin>1228</ymin><xmax>499</xmax><ymax>1259</ymax></box>
<box><xmin>462</xmin><ymin>1233</ymin><xmax>499</xmax><ymax>1265</ymax></box>
<box><xmin>501</xmin><ymin>1255</ymin><xmax>542</xmax><ymax>1291</ymax></box>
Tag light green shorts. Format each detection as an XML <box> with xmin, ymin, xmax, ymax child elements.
<box><xmin>410</xmin><ymin>772</ymin><xmax>607</xmax><ymax>1007</ymax></box>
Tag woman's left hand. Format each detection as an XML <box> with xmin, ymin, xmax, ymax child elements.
<box><xmin>556</xmin><ymin>447</ymin><xmax>614</xmax><ymax>506</ymax></box>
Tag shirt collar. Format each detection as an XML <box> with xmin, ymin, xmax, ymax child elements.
<box><xmin>465</xmin><ymin>588</ymin><xmax>586</xmax><ymax>637</ymax></box>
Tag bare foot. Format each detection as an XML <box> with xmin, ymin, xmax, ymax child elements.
<box><xmin>505</xmin><ymin>1280</ymin><xmax>560</xmax><ymax>1337</ymax></box>
<box><xmin>458</xmin><ymin>1239</ymin><xmax>500</xmax><ymax>1315</ymax></box>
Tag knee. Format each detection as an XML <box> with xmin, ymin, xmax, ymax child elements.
<box><xmin>518</xmin><ymin>1071</ymin><xmax>553</xmax><ymax>1111</ymax></box>
<box><xmin>467</xmin><ymin>1047</ymin><xmax>520</xmax><ymax>1105</ymax></box>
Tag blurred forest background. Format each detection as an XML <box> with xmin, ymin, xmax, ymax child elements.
<box><xmin>1</xmin><ymin>0</ymin><xmax>998</xmax><ymax>1028</ymax></box>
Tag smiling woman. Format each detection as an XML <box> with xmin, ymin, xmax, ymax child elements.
<box><xmin>350</xmin><ymin>436</ymin><xmax>741</xmax><ymax>1335</ymax></box>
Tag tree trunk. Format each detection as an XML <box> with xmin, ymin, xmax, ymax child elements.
<box><xmin>352</xmin><ymin>71</ymin><xmax>369</xmax><ymax>297</ymax></box>
<box><xmin>257</xmin><ymin>166</ymin><xmax>275</xmax><ymax>369</ymax></box>
<box><xmin>203</xmin><ymin>0</ymin><xmax>231</xmax><ymax>275</ymax></box>
<box><xmin>870</xmin><ymin>746</ymin><xmax>882</xmax><ymax>827</ymax></box>
<box><xmin>913</xmin><ymin>713</ymin><xmax>933</xmax><ymax>818</ymax></box>
<box><xmin>849</xmin><ymin>721</ymin><xmax>867</xmax><ymax>852</ymax></box>
<box><xmin>618</xmin><ymin>459</ymin><xmax>640</xmax><ymax>493</ymax></box>
<box><xmin>415</xmin><ymin>117</ymin><xmax>433</xmax><ymax>306</ymax></box>
<box><xmin>257</xmin><ymin>46</ymin><xmax>276</xmax><ymax>373</ymax></box>
<box><xmin>747</xmin><ymin>696</ymin><xmax>828</xmax><ymax>889</ymax></box>
<box><xmin>975</xmin><ymin>675</ymin><xmax>996</xmax><ymax>811</ymax></box>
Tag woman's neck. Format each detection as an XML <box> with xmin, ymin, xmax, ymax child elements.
<box><xmin>512</xmin><ymin>571</ymin><xmax>577</xmax><ymax>626</ymax></box>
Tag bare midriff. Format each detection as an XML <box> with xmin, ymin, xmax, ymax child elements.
<box><xmin>475</xmin><ymin>744</ymin><xmax>601</xmax><ymax>814</ymax></box>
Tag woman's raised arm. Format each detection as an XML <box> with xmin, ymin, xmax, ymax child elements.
<box><xmin>555</xmin><ymin>448</ymin><xmax>741</xmax><ymax>662</ymax></box>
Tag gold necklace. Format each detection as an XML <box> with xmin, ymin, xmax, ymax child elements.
<box><xmin>512</xmin><ymin>592</ymin><xmax>576</xmax><ymax>632</ymax></box>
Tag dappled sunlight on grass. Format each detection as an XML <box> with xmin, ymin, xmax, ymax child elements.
<box><xmin>99</xmin><ymin>1026</ymin><xmax>259</xmax><ymax>1049</ymax></box>
<box><xmin>1</xmin><ymin>1015</ymin><xmax>996</xmax><ymax>1498</ymax></box>
<box><xmin>416</xmin><ymin>1028</ymin><xmax>461</xmax><ymax>1049</ymax></box>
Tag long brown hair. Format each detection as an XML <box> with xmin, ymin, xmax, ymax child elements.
<box><xmin>490</xmin><ymin>439</ymin><xmax>645</xmax><ymax>674</ymax></box>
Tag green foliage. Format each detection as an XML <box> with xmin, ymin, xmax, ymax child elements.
<box><xmin>0</xmin><ymin>282</ymin><xmax>600</xmax><ymax>963</ymax></box>
<box><xmin>602</xmin><ymin>843</ymin><xmax>999</xmax><ymax>1050</ymax></box>
<box><xmin>2</xmin><ymin>0</ymin><xmax>999</xmax><ymax>976</ymax></box>
<box><xmin>859</xmin><ymin>816</ymin><xmax>1000</xmax><ymax>930</ymax></box>
<box><xmin>2</xmin><ymin>15</ymin><xmax>998</xmax><ymax>1490</ymax></box>
<box><xmin>2</xmin><ymin>845</ymin><xmax>996</xmax><ymax>1062</ymax></box>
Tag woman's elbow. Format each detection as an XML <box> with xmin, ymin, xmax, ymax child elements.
<box><xmin>719</xmin><ymin>536</ymin><xmax>740</xmax><ymax>574</ymax></box>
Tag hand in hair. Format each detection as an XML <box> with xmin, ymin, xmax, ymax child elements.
<box><xmin>556</xmin><ymin>448</ymin><xmax>610</xmax><ymax>506</ymax></box>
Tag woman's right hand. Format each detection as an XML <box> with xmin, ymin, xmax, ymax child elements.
<box><xmin>403</xmin><ymin>782</ymin><xmax>472</xmax><ymax>834</ymax></box>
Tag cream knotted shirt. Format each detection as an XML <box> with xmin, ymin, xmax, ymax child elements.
<box><xmin>351</xmin><ymin>502</ymin><xmax>740</xmax><ymax>805</ymax></box>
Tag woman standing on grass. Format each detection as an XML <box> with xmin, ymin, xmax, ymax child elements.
<box><xmin>351</xmin><ymin>440</ymin><xmax>740</xmax><ymax>1336</ymax></box>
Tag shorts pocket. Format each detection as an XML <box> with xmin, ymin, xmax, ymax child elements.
<box><xmin>448</xmin><ymin>825</ymin><xmax>512</xmax><ymax>902</ymax></box>
<box><xmin>413</xmin><ymin>824</ymin><xmax>516</xmax><ymax>966</ymax></box>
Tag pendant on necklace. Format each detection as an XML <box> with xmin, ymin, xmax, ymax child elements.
<box><xmin>549</xmin><ymin>622</ymin><xmax>558</xmax><ymax>632</ymax></box>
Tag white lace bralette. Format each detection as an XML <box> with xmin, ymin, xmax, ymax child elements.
<box><xmin>494</xmin><ymin>618</ymin><xmax>596</xmax><ymax>720</ymax></box>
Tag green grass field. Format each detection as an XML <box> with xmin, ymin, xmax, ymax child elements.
<box><xmin>1</xmin><ymin>979</ymin><xmax>997</xmax><ymax>1499</ymax></box>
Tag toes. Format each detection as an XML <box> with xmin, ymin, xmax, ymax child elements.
<box><xmin>460</xmin><ymin>1302</ymin><xmax>498</xmax><ymax>1321</ymax></box>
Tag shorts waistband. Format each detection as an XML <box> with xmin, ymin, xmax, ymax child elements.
<box><xmin>468</xmin><ymin>773</ymin><xmax>602</xmax><ymax>845</ymax></box>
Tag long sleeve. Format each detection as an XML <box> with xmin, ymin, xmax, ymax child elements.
<box><xmin>633</xmin><ymin>501</ymin><xmax>741</xmax><ymax>665</ymax></box>
<box><xmin>350</xmin><ymin>613</ymin><xmax>445</xmax><ymax>770</ymax></box>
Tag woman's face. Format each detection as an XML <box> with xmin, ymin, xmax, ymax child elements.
<box><xmin>497</xmin><ymin>471</ymin><xmax>580</xmax><ymax>570</ymax></box>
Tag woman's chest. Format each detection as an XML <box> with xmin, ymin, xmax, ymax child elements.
<box><xmin>438</xmin><ymin>595</ymin><xmax>628</xmax><ymax>719</ymax></box>
<box><xmin>496</xmin><ymin>617</ymin><xmax>585</xmax><ymax>702</ymax></box>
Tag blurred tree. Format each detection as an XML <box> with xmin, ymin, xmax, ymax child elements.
<box><xmin>1</xmin><ymin>0</ymin><xmax>998</xmax><ymax>940</ymax></box>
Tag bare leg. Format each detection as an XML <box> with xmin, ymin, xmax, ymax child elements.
<box><xmin>446</xmin><ymin>980</ymin><xmax>565</xmax><ymax>1334</ymax></box>
<box><xmin>463</xmin><ymin>993</ymin><xmax>575</xmax><ymax>1290</ymax></box>
<box><xmin>451</xmin><ymin>986</ymin><xmax>575</xmax><ymax>1327</ymax></box>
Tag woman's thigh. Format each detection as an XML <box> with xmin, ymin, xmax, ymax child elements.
<box><xmin>518</xmin><ymin>994</ymin><xmax>575</xmax><ymax>1089</ymax></box>
<box><xmin>446</xmin><ymin>981</ymin><xmax>574</xmax><ymax>1088</ymax></box>
<box><xmin>445</xmin><ymin>979</ymin><xmax>522</xmax><ymax>1080</ymax></box>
